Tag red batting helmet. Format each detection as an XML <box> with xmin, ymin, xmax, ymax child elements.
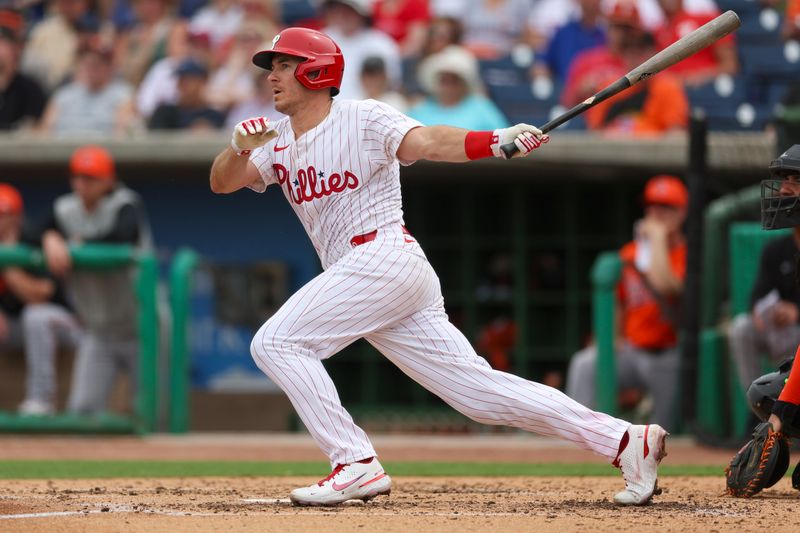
<box><xmin>252</xmin><ymin>28</ymin><xmax>344</xmax><ymax>96</ymax></box>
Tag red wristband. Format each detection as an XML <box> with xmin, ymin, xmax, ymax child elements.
<box><xmin>465</xmin><ymin>130</ymin><xmax>496</xmax><ymax>160</ymax></box>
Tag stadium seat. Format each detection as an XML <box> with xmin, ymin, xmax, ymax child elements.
<box><xmin>704</xmin><ymin>102</ymin><xmax>773</xmax><ymax>131</ymax></box>
<box><xmin>479</xmin><ymin>56</ymin><xmax>532</xmax><ymax>89</ymax></box>
<box><xmin>685</xmin><ymin>75</ymin><xmax>748</xmax><ymax>113</ymax></box>
<box><xmin>736</xmin><ymin>8</ymin><xmax>783</xmax><ymax>45</ymax></box>
<box><xmin>716</xmin><ymin>0</ymin><xmax>765</xmax><ymax>17</ymax></box>
<box><xmin>401</xmin><ymin>57</ymin><xmax>423</xmax><ymax>96</ymax></box>
<box><xmin>739</xmin><ymin>42</ymin><xmax>800</xmax><ymax>80</ymax></box>
<box><xmin>489</xmin><ymin>78</ymin><xmax>561</xmax><ymax>128</ymax></box>
<box><xmin>280</xmin><ymin>0</ymin><xmax>317</xmax><ymax>25</ymax></box>
<box><xmin>765</xmin><ymin>82</ymin><xmax>791</xmax><ymax>108</ymax></box>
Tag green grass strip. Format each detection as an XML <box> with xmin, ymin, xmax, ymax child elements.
<box><xmin>0</xmin><ymin>461</ymin><xmax>725</xmax><ymax>479</ymax></box>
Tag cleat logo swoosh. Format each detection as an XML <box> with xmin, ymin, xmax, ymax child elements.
<box><xmin>274</xmin><ymin>145</ymin><xmax>289</xmax><ymax>152</ymax></box>
<box><xmin>331</xmin><ymin>473</ymin><xmax>367</xmax><ymax>491</ymax></box>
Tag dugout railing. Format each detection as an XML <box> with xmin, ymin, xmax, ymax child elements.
<box><xmin>0</xmin><ymin>243</ymin><xmax>159</xmax><ymax>434</ymax></box>
<box><xmin>167</xmin><ymin>248</ymin><xmax>198</xmax><ymax>433</ymax></box>
<box><xmin>695</xmin><ymin>221</ymin><xmax>791</xmax><ymax>439</ymax></box>
<box><xmin>590</xmin><ymin>218</ymin><xmax>784</xmax><ymax>437</ymax></box>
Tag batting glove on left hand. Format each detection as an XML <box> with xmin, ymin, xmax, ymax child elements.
<box><xmin>492</xmin><ymin>124</ymin><xmax>549</xmax><ymax>160</ymax></box>
<box><xmin>231</xmin><ymin>116</ymin><xmax>278</xmax><ymax>156</ymax></box>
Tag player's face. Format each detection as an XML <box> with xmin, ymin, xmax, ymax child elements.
<box><xmin>0</xmin><ymin>213</ymin><xmax>20</xmax><ymax>244</ymax></box>
<box><xmin>779</xmin><ymin>174</ymin><xmax>800</xmax><ymax>197</ymax></box>
<box><xmin>71</xmin><ymin>174</ymin><xmax>113</xmax><ymax>209</ymax></box>
<box><xmin>437</xmin><ymin>72</ymin><xmax>468</xmax><ymax>105</ymax></box>
<box><xmin>645</xmin><ymin>203</ymin><xmax>686</xmax><ymax>233</ymax></box>
<box><xmin>268</xmin><ymin>54</ymin><xmax>309</xmax><ymax>115</ymax></box>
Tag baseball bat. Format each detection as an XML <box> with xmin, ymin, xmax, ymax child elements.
<box><xmin>499</xmin><ymin>9</ymin><xmax>741</xmax><ymax>159</ymax></box>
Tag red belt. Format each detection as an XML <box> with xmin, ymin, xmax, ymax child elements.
<box><xmin>350</xmin><ymin>226</ymin><xmax>411</xmax><ymax>247</ymax></box>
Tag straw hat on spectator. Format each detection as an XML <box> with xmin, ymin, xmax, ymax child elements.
<box><xmin>417</xmin><ymin>45</ymin><xmax>481</xmax><ymax>96</ymax></box>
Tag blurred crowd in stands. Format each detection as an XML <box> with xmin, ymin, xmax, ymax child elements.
<box><xmin>1</xmin><ymin>0</ymin><xmax>799</xmax><ymax>137</ymax></box>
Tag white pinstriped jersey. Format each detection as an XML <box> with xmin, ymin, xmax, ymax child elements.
<box><xmin>245</xmin><ymin>97</ymin><xmax>634</xmax><ymax>472</ymax></box>
<box><xmin>249</xmin><ymin>99</ymin><xmax>422</xmax><ymax>269</ymax></box>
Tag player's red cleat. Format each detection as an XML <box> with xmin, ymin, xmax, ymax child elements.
<box><xmin>289</xmin><ymin>457</ymin><xmax>392</xmax><ymax>506</ymax></box>
<box><xmin>612</xmin><ymin>424</ymin><xmax>669</xmax><ymax>505</ymax></box>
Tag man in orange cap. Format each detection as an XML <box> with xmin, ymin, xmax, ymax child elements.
<box><xmin>566</xmin><ymin>175</ymin><xmax>688</xmax><ymax>430</ymax></box>
<box><xmin>0</xmin><ymin>183</ymin><xmax>81</xmax><ymax>416</ymax></box>
<box><xmin>39</xmin><ymin>145</ymin><xmax>153</xmax><ymax>415</ymax></box>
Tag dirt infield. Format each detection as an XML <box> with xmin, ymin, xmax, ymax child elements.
<box><xmin>1</xmin><ymin>476</ymin><xmax>799</xmax><ymax>532</ymax></box>
<box><xmin>0</xmin><ymin>434</ymin><xmax>799</xmax><ymax>532</ymax></box>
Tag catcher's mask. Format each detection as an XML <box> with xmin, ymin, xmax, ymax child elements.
<box><xmin>761</xmin><ymin>144</ymin><xmax>800</xmax><ymax>230</ymax></box>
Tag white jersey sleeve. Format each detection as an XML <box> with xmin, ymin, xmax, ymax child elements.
<box><xmin>247</xmin><ymin>145</ymin><xmax>278</xmax><ymax>193</ymax></box>
<box><xmin>359</xmin><ymin>99</ymin><xmax>422</xmax><ymax>167</ymax></box>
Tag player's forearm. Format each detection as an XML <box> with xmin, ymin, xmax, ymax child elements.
<box><xmin>210</xmin><ymin>148</ymin><xmax>252</xmax><ymax>194</ymax></box>
<box><xmin>2</xmin><ymin>268</ymin><xmax>55</xmax><ymax>304</ymax></box>
<box><xmin>411</xmin><ymin>125</ymin><xmax>472</xmax><ymax>162</ymax></box>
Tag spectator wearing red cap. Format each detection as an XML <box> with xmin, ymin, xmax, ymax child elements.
<box><xmin>0</xmin><ymin>183</ymin><xmax>82</xmax><ymax>416</ymax></box>
<box><xmin>38</xmin><ymin>145</ymin><xmax>153</xmax><ymax>415</ymax></box>
<box><xmin>0</xmin><ymin>13</ymin><xmax>47</xmax><ymax>131</ymax></box>
<box><xmin>566</xmin><ymin>175</ymin><xmax>688</xmax><ymax>430</ymax></box>
<box><xmin>653</xmin><ymin>0</ymin><xmax>738</xmax><ymax>86</ymax></box>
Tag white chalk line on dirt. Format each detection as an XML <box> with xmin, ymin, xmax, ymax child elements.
<box><xmin>0</xmin><ymin>505</ymin><xmax>226</xmax><ymax>520</ymax></box>
<box><xmin>0</xmin><ymin>500</ymin><xmax>751</xmax><ymax>520</ymax></box>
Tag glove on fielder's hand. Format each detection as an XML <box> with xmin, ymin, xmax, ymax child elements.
<box><xmin>725</xmin><ymin>422</ymin><xmax>790</xmax><ymax>497</ymax></box>
<box><xmin>492</xmin><ymin>124</ymin><xmax>549</xmax><ymax>160</ymax></box>
<box><xmin>231</xmin><ymin>116</ymin><xmax>278</xmax><ymax>156</ymax></box>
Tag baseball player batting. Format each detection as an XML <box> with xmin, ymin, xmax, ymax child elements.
<box><xmin>210</xmin><ymin>27</ymin><xmax>667</xmax><ymax>507</ymax></box>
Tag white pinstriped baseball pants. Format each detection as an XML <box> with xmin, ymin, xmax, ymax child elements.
<box><xmin>250</xmin><ymin>225</ymin><xmax>630</xmax><ymax>467</ymax></box>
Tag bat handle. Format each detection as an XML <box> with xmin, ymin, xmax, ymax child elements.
<box><xmin>499</xmin><ymin>142</ymin><xmax>519</xmax><ymax>159</ymax></box>
<box><xmin>498</xmin><ymin>121</ymin><xmax>555</xmax><ymax>159</ymax></box>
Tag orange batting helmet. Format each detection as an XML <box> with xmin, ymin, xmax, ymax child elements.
<box><xmin>252</xmin><ymin>27</ymin><xmax>345</xmax><ymax>96</ymax></box>
<box><xmin>0</xmin><ymin>183</ymin><xmax>23</xmax><ymax>215</ymax></box>
<box><xmin>70</xmin><ymin>145</ymin><xmax>115</xmax><ymax>180</ymax></box>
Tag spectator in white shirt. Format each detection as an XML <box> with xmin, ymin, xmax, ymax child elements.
<box><xmin>189</xmin><ymin>0</ymin><xmax>244</xmax><ymax>49</ymax></box>
<box><xmin>320</xmin><ymin>0</ymin><xmax>401</xmax><ymax>100</ymax></box>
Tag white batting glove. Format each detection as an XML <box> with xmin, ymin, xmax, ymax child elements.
<box><xmin>491</xmin><ymin>124</ymin><xmax>549</xmax><ymax>160</ymax></box>
<box><xmin>230</xmin><ymin>116</ymin><xmax>278</xmax><ymax>156</ymax></box>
